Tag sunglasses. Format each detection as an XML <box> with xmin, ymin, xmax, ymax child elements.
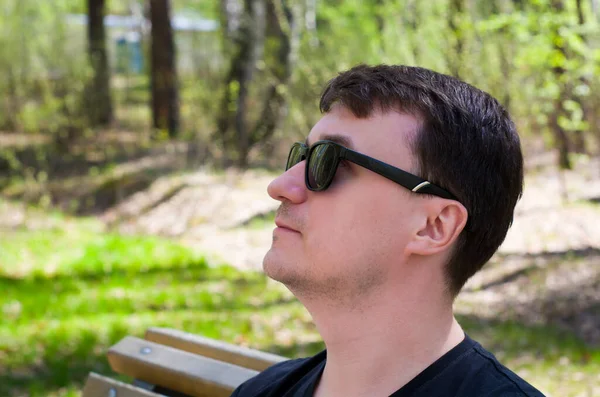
<box><xmin>285</xmin><ymin>140</ymin><xmax>457</xmax><ymax>200</ymax></box>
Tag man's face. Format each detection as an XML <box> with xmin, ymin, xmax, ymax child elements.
<box><xmin>263</xmin><ymin>106</ymin><xmax>426</xmax><ymax>302</ymax></box>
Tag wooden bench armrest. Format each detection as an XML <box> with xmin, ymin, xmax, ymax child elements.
<box><xmin>108</xmin><ymin>336</ymin><xmax>259</xmax><ymax>397</ymax></box>
<box><xmin>145</xmin><ymin>327</ymin><xmax>287</xmax><ymax>372</ymax></box>
<box><xmin>82</xmin><ymin>372</ymin><xmax>161</xmax><ymax>397</ymax></box>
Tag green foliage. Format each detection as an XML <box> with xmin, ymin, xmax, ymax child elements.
<box><xmin>2</xmin><ymin>0</ymin><xmax>598</xmax><ymax>170</ymax></box>
<box><xmin>1</xmin><ymin>0</ymin><xmax>599</xmax><ymax>174</ymax></box>
<box><xmin>0</xmin><ymin>0</ymin><xmax>91</xmax><ymax>136</ymax></box>
<box><xmin>276</xmin><ymin>0</ymin><xmax>600</xmax><ymax>165</ymax></box>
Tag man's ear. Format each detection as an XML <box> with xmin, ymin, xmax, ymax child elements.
<box><xmin>405</xmin><ymin>200</ymin><xmax>468</xmax><ymax>256</ymax></box>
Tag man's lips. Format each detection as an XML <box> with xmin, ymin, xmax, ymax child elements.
<box><xmin>275</xmin><ymin>218</ymin><xmax>300</xmax><ymax>233</ymax></box>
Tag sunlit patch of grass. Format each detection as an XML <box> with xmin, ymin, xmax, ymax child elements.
<box><xmin>0</xmin><ymin>218</ymin><xmax>303</xmax><ymax>396</ymax></box>
<box><xmin>0</xmin><ymin>272</ymin><xmax>304</xmax><ymax>397</ymax></box>
<box><xmin>0</xmin><ymin>228</ymin><xmax>207</xmax><ymax>279</ymax></box>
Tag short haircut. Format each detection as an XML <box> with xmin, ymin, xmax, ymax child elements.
<box><xmin>320</xmin><ymin>64</ymin><xmax>524</xmax><ymax>296</ymax></box>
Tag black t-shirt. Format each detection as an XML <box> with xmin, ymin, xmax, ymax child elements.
<box><xmin>230</xmin><ymin>335</ymin><xmax>545</xmax><ymax>396</ymax></box>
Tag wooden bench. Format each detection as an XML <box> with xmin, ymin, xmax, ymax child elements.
<box><xmin>82</xmin><ymin>327</ymin><xmax>288</xmax><ymax>397</ymax></box>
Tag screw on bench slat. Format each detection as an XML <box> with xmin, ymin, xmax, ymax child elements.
<box><xmin>132</xmin><ymin>379</ymin><xmax>157</xmax><ymax>391</ymax></box>
<box><xmin>108</xmin><ymin>388</ymin><xmax>117</xmax><ymax>397</ymax></box>
<box><xmin>140</xmin><ymin>347</ymin><xmax>152</xmax><ymax>355</ymax></box>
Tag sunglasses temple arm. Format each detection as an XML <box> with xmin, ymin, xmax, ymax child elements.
<box><xmin>414</xmin><ymin>183</ymin><xmax>457</xmax><ymax>200</ymax></box>
<box><xmin>343</xmin><ymin>150</ymin><xmax>457</xmax><ymax>200</ymax></box>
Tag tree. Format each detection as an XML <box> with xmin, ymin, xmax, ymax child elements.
<box><xmin>87</xmin><ymin>0</ymin><xmax>113</xmax><ymax>126</ymax></box>
<box><xmin>573</xmin><ymin>0</ymin><xmax>590</xmax><ymax>153</ymax></box>
<box><xmin>248</xmin><ymin>0</ymin><xmax>299</xmax><ymax>161</ymax></box>
<box><xmin>216</xmin><ymin>0</ymin><xmax>299</xmax><ymax>168</ymax></box>
<box><xmin>448</xmin><ymin>0</ymin><xmax>465</xmax><ymax>78</ymax></box>
<box><xmin>549</xmin><ymin>0</ymin><xmax>572</xmax><ymax>169</ymax></box>
<box><xmin>149</xmin><ymin>0</ymin><xmax>180</xmax><ymax>137</ymax></box>
<box><xmin>216</xmin><ymin>0</ymin><xmax>264</xmax><ymax>167</ymax></box>
<box><xmin>490</xmin><ymin>0</ymin><xmax>514</xmax><ymax>110</ymax></box>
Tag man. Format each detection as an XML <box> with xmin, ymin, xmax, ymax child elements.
<box><xmin>231</xmin><ymin>65</ymin><xmax>545</xmax><ymax>396</ymax></box>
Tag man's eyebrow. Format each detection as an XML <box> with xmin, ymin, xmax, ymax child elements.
<box><xmin>305</xmin><ymin>134</ymin><xmax>354</xmax><ymax>149</ymax></box>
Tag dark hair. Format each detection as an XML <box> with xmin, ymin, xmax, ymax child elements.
<box><xmin>320</xmin><ymin>64</ymin><xmax>523</xmax><ymax>296</ymax></box>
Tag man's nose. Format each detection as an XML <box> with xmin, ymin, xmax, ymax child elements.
<box><xmin>267</xmin><ymin>162</ymin><xmax>308</xmax><ymax>204</ymax></box>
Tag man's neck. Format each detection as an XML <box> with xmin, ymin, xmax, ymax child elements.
<box><xmin>296</xmin><ymin>282</ymin><xmax>464</xmax><ymax>397</ymax></box>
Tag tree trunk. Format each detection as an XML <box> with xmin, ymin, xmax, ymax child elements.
<box><xmin>235</xmin><ymin>0</ymin><xmax>265</xmax><ymax>167</ymax></box>
<box><xmin>573</xmin><ymin>0</ymin><xmax>589</xmax><ymax>153</ymax></box>
<box><xmin>149</xmin><ymin>0</ymin><xmax>179</xmax><ymax>137</ymax></box>
<box><xmin>216</xmin><ymin>0</ymin><xmax>299</xmax><ymax>168</ymax></box>
<box><xmin>549</xmin><ymin>0</ymin><xmax>572</xmax><ymax>169</ymax></box>
<box><xmin>374</xmin><ymin>0</ymin><xmax>385</xmax><ymax>35</ymax></box>
<box><xmin>220</xmin><ymin>0</ymin><xmax>243</xmax><ymax>40</ymax></box>
<box><xmin>216</xmin><ymin>0</ymin><xmax>264</xmax><ymax>168</ymax></box>
<box><xmin>512</xmin><ymin>0</ymin><xmax>526</xmax><ymax>11</ymax></box>
<box><xmin>87</xmin><ymin>0</ymin><xmax>113</xmax><ymax>126</ymax></box>
<box><xmin>448</xmin><ymin>0</ymin><xmax>465</xmax><ymax>78</ymax></box>
<box><xmin>248</xmin><ymin>0</ymin><xmax>299</xmax><ymax>151</ymax></box>
<box><xmin>305</xmin><ymin>0</ymin><xmax>318</xmax><ymax>47</ymax></box>
<box><xmin>492</xmin><ymin>0</ymin><xmax>512</xmax><ymax>110</ymax></box>
<box><xmin>405</xmin><ymin>0</ymin><xmax>420</xmax><ymax>63</ymax></box>
<box><xmin>4</xmin><ymin>67</ymin><xmax>18</xmax><ymax>130</ymax></box>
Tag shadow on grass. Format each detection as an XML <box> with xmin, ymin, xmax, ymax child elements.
<box><xmin>457</xmin><ymin>314</ymin><xmax>596</xmax><ymax>359</ymax></box>
<box><xmin>525</xmin><ymin>272</ymin><xmax>600</xmax><ymax>346</ymax></box>
<box><xmin>466</xmin><ymin>248</ymin><xmax>600</xmax><ymax>347</ymax></box>
<box><xmin>468</xmin><ymin>246</ymin><xmax>600</xmax><ymax>292</ymax></box>
<box><xmin>496</xmin><ymin>246</ymin><xmax>600</xmax><ymax>262</ymax></box>
<box><xmin>463</xmin><ymin>264</ymin><xmax>538</xmax><ymax>292</ymax></box>
<box><xmin>586</xmin><ymin>196</ymin><xmax>600</xmax><ymax>204</ymax></box>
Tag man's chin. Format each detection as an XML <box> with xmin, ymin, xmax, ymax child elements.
<box><xmin>262</xmin><ymin>250</ymin><xmax>285</xmax><ymax>281</ymax></box>
<box><xmin>262</xmin><ymin>250</ymin><xmax>302</xmax><ymax>286</ymax></box>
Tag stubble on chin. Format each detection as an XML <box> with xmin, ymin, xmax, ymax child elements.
<box><xmin>263</xmin><ymin>253</ymin><xmax>387</xmax><ymax>310</ymax></box>
<box><xmin>262</xmin><ymin>249</ymin><xmax>302</xmax><ymax>285</ymax></box>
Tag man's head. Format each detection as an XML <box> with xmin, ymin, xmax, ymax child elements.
<box><xmin>263</xmin><ymin>64</ymin><xmax>523</xmax><ymax>301</ymax></box>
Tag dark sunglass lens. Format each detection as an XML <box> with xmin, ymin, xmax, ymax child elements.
<box><xmin>308</xmin><ymin>144</ymin><xmax>337</xmax><ymax>190</ymax></box>
<box><xmin>286</xmin><ymin>145</ymin><xmax>304</xmax><ymax>170</ymax></box>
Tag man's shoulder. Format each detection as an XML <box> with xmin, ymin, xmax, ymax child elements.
<box><xmin>442</xmin><ymin>341</ymin><xmax>545</xmax><ymax>397</ymax></box>
<box><xmin>231</xmin><ymin>337</ymin><xmax>546</xmax><ymax>397</ymax></box>
<box><xmin>407</xmin><ymin>336</ymin><xmax>545</xmax><ymax>397</ymax></box>
<box><xmin>231</xmin><ymin>351</ymin><xmax>326</xmax><ymax>396</ymax></box>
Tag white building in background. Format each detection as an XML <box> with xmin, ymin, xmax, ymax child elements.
<box><xmin>65</xmin><ymin>11</ymin><xmax>221</xmax><ymax>75</ymax></box>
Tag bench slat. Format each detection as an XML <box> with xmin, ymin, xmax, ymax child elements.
<box><xmin>108</xmin><ymin>336</ymin><xmax>259</xmax><ymax>397</ymax></box>
<box><xmin>145</xmin><ymin>327</ymin><xmax>287</xmax><ymax>372</ymax></box>
<box><xmin>82</xmin><ymin>372</ymin><xmax>161</xmax><ymax>397</ymax></box>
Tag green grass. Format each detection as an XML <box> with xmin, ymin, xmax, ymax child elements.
<box><xmin>1</xmin><ymin>211</ymin><xmax>599</xmax><ymax>396</ymax></box>
<box><xmin>0</xmin><ymin>228</ymin><xmax>207</xmax><ymax>279</ymax></box>
<box><xmin>0</xmin><ymin>219</ymin><xmax>309</xmax><ymax>396</ymax></box>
